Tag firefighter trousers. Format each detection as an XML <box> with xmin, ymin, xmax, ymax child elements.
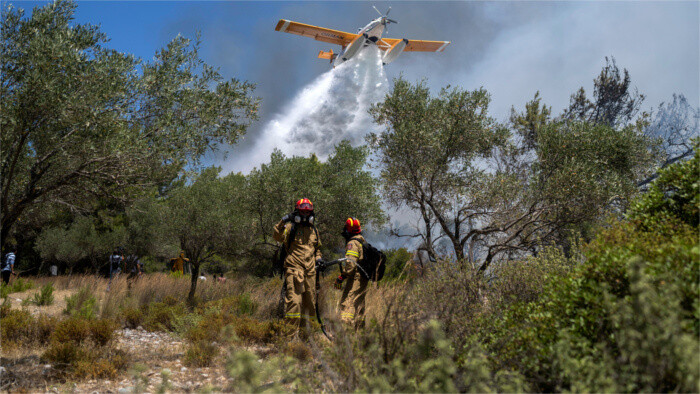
<box><xmin>339</xmin><ymin>272</ymin><xmax>369</xmax><ymax>329</ymax></box>
<box><xmin>284</xmin><ymin>267</ymin><xmax>316</xmax><ymax>334</ymax></box>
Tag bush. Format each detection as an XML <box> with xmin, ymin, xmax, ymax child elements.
<box><xmin>1</xmin><ymin>309</ymin><xmax>35</xmax><ymax>348</ymax></box>
<box><xmin>25</xmin><ymin>283</ymin><xmax>55</xmax><ymax>306</ymax></box>
<box><xmin>64</xmin><ymin>287</ymin><xmax>99</xmax><ymax>319</ymax></box>
<box><xmin>382</xmin><ymin>248</ymin><xmax>414</xmax><ymax>281</ymax></box>
<box><xmin>121</xmin><ymin>307</ymin><xmax>143</xmax><ymax>329</ymax></box>
<box><xmin>142</xmin><ymin>301</ymin><xmax>188</xmax><ymax>332</ymax></box>
<box><xmin>481</xmin><ymin>152</ymin><xmax>699</xmax><ymax>392</ymax></box>
<box><xmin>183</xmin><ymin>341</ymin><xmax>219</xmax><ymax>367</ymax></box>
<box><xmin>1</xmin><ymin>277</ymin><xmax>34</xmax><ymax>298</ymax></box>
<box><xmin>44</xmin><ymin>315</ymin><xmax>125</xmax><ymax>379</ymax></box>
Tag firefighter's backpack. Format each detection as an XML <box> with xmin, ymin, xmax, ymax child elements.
<box><xmin>359</xmin><ymin>242</ymin><xmax>386</xmax><ymax>281</ymax></box>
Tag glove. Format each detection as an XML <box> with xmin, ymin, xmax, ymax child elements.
<box><xmin>281</xmin><ymin>212</ymin><xmax>294</xmax><ymax>223</ymax></box>
<box><xmin>334</xmin><ymin>275</ymin><xmax>345</xmax><ymax>290</ymax></box>
<box><xmin>316</xmin><ymin>259</ymin><xmax>326</xmax><ymax>270</ymax></box>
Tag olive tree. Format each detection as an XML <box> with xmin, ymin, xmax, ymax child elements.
<box><xmin>0</xmin><ymin>0</ymin><xmax>258</xmax><ymax>250</ymax></box>
<box><xmin>164</xmin><ymin>167</ymin><xmax>250</xmax><ymax>301</ymax></box>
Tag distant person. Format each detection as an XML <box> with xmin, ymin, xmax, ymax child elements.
<box><xmin>335</xmin><ymin>218</ymin><xmax>369</xmax><ymax>329</ymax></box>
<box><xmin>125</xmin><ymin>253</ymin><xmax>142</xmax><ymax>288</ymax></box>
<box><xmin>2</xmin><ymin>246</ymin><xmax>17</xmax><ymax>285</ymax></box>
<box><xmin>171</xmin><ymin>251</ymin><xmax>189</xmax><ymax>274</ymax></box>
<box><xmin>108</xmin><ymin>249</ymin><xmax>123</xmax><ymax>279</ymax></box>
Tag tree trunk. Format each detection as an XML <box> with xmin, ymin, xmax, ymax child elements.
<box><xmin>188</xmin><ymin>261</ymin><xmax>200</xmax><ymax>303</ymax></box>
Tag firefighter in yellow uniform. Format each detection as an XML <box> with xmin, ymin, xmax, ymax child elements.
<box><xmin>273</xmin><ymin>198</ymin><xmax>323</xmax><ymax>336</ymax></box>
<box><xmin>171</xmin><ymin>251</ymin><xmax>189</xmax><ymax>274</ymax></box>
<box><xmin>335</xmin><ymin>217</ymin><xmax>369</xmax><ymax>329</ymax></box>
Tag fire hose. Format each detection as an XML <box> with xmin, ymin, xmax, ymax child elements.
<box><xmin>315</xmin><ymin>257</ymin><xmax>347</xmax><ymax>340</ymax></box>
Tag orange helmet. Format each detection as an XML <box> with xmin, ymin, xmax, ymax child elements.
<box><xmin>344</xmin><ymin>217</ymin><xmax>362</xmax><ymax>234</ymax></box>
<box><xmin>295</xmin><ymin>198</ymin><xmax>313</xmax><ymax>213</ymax></box>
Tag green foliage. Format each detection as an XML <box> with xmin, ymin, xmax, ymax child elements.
<box><xmin>245</xmin><ymin>141</ymin><xmax>386</xmax><ymax>264</ymax></box>
<box><xmin>0</xmin><ymin>277</ymin><xmax>34</xmax><ymax>298</ymax></box>
<box><xmin>482</xmin><ymin>154</ymin><xmax>699</xmax><ymax>392</ymax></box>
<box><xmin>1</xmin><ymin>0</ymin><xmax>257</xmax><ymax>251</ymax></box>
<box><xmin>142</xmin><ymin>300</ymin><xmax>188</xmax><ymax>331</ymax></box>
<box><xmin>382</xmin><ymin>248</ymin><xmax>414</xmax><ymax>281</ymax></box>
<box><xmin>183</xmin><ymin>340</ymin><xmax>220</xmax><ymax>367</ymax></box>
<box><xmin>629</xmin><ymin>138</ymin><xmax>699</xmax><ymax>228</ymax></box>
<box><xmin>24</xmin><ymin>283</ymin><xmax>55</xmax><ymax>306</ymax></box>
<box><xmin>368</xmin><ymin>78</ymin><xmax>508</xmax><ymax>261</ymax></box>
<box><xmin>44</xmin><ymin>316</ymin><xmax>123</xmax><ymax>378</ymax></box>
<box><xmin>64</xmin><ymin>287</ymin><xmax>99</xmax><ymax>319</ymax></box>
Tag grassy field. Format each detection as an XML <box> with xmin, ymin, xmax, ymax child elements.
<box><xmin>0</xmin><ymin>271</ymin><xmax>408</xmax><ymax>392</ymax></box>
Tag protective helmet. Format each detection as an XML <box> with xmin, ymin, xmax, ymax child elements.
<box><xmin>344</xmin><ymin>217</ymin><xmax>362</xmax><ymax>234</ymax></box>
<box><xmin>295</xmin><ymin>198</ymin><xmax>314</xmax><ymax>214</ymax></box>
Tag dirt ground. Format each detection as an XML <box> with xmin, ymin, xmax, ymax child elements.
<box><xmin>1</xmin><ymin>287</ymin><xmax>275</xmax><ymax>393</ymax></box>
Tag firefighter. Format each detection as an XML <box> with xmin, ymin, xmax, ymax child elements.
<box><xmin>273</xmin><ymin>198</ymin><xmax>323</xmax><ymax>337</ymax></box>
<box><xmin>335</xmin><ymin>217</ymin><xmax>369</xmax><ymax>329</ymax></box>
<box><xmin>171</xmin><ymin>251</ymin><xmax>189</xmax><ymax>274</ymax></box>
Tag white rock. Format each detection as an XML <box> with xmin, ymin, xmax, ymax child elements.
<box><xmin>118</xmin><ymin>387</ymin><xmax>133</xmax><ymax>394</ymax></box>
<box><xmin>180</xmin><ymin>367</ymin><xmax>188</xmax><ymax>372</ymax></box>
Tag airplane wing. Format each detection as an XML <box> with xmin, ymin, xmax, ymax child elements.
<box><xmin>275</xmin><ymin>19</ymin><xmax>358</xmax><ymax>46</ymax></box>
<box><xmin>380</xmin><ymin>37</ymin><xmax>450</xmax><ymax>52</ymax></box>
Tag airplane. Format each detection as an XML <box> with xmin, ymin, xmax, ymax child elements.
<box><xmin>275</xmin><ymin>6</ymin><xmax>450</xmax><ymax>67</ymax></box>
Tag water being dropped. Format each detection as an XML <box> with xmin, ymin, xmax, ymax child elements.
<box><xmin>227</xmin><ymin>45</ymin><xmax>389</xmax><ymax>173</ymax></box>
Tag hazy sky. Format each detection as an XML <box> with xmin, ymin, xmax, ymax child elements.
<box><xmin>12</xmin><ymin>0</ymin><xmax>698</xmax><ymax>248</ymax></box>
<box><xmin>19</xmin><ymin>0</ymin><xmax>700</xmax><ymax>157</ymax></box>
<box><xmin>15</xmin><ymin>0</ymin><xmax>699</xmax><ymax>173</ymax></box>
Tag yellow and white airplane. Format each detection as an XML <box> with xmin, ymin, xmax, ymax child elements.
<box><xmin>275</xmin><ymin>6</ymin><xmax>450</xmax><ymax>67</ymax></box>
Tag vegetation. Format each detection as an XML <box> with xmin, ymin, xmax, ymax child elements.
<box><xmin>0</xmin><ymin>1</ymin><xmax>697</xmax><ymax>392</ymax></box>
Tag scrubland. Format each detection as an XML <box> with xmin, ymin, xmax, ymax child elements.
<box><xmin>2</xmin><ymin>155</ymin><xmax>699</xmax><ymax>393</ymax></box>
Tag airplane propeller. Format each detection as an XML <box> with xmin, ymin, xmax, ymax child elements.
<box><xmin>373</xmin><ymin>5</ymin><xmax>398</xmax><ymax>24</ymax></box>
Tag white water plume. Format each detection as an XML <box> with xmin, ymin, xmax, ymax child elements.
<box><xmin>225</xmin><ymin>45</ymin><xmax>389</xmax><ymax>173</ymax></box>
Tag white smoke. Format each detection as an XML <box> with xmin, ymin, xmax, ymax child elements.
<box><xmin>223</xmin><ymin>45</ymin><xmax>389</xmax><ymax>173</ymax></box>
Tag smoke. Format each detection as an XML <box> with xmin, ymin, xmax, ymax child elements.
<box><xmin>223</xmin><ymin>45</ymin><xmax>389</xmax><ymax>173</ymax></box>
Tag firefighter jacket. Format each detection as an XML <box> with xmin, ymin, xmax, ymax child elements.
<box><xmin>273</xmin><ymin>220</ymin><xmax>322</xmax><ymax>272</ymax></box>
<box><xmin>342</xmin><ymin>234</ymin><xmax>365</xmax><ymax>277</ymax></box>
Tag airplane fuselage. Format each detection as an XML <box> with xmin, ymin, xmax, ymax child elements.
<box><xmin>358</xmin><ymin>17</ymin><xmax>386</xmax><ymax>43</ymax></box>
<box><xmin>334</xmin><ymin>17</ymin><xmax>388</xmax><ymax>66</ymax></box>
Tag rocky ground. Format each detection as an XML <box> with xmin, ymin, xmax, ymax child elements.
<box><xmin>1</xmin><ymin>287</ymin><xmax>277</xmax><ymax>393</ymax></box>
<box><xmin>2</xmin><ymin>325</ymin><xmax>276</xmax><ymax>393</ymax></box>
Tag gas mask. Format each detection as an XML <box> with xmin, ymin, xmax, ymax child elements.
<box><xmin>293</xmin><ymin>210</ymin><xmax>315</xmax><ymax>225</ymax></box>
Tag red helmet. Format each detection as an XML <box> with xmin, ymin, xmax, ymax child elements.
<box><xmin>295</xmin><ymin>198</ymin><xmax>314</xmax><ymax>213</ymax></box>
<box><xmin>344</xmin><ymin>217</ymin><xmax>362</xmax><ymax>234</ymax></box>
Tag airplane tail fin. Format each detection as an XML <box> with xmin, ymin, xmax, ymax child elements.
<box><xmin>318</xmin><ymin>50</ymin><xmax>337</xmax><ymax>63</ymax></box>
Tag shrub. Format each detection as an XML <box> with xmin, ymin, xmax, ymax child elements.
<box><xmin>1</xmin><ymin>277</ymin><xmax>34</xmax><ymax>298</ymax></box>
<box><xmin>1</xmin><ymin>296</ymin><xmax>11</xmax><ymax>318</ymax></box>
<box><xmin>0</xmin><ymin>309</ymin><xmax>35</xmax><ymax>348</ymax></box>
<box><xmin>121</xmin><ymin>307</ymin><xmax>143</xmax><ymax>329</ymax></box>
<box><xmin>89</xmin><ymin>318</ymin><xmax>118</xmax><ymax>346</ymax></box>
<box><xmin>282</xmin><ymin>341</ymin><xmax>311</xmax><ymax>362</ymax></box>
<box><xmin>51</xmin><ymin>317</ymin><xmax>91</xmax><ymax>344</ymax></box>
<box><xmin>382</xmin><ymin>248</ymin><xmax>415</xmax><ymax>281</ymax></box>
<box><xmin>44</xmin><ymin>315</ymin><xmax>125</xmax><ymax>379</ymax></box>
<box><xmin>142</xmin><ymin>301</ymin><xmax>188</xmax><ymax>332</ymax></box>
<box><xmin>183</xmin><ymin>341</ymin><xmax>219</xmax><ymax>367</ymax></box>
<box><xmin>481</xmin><ymin>154</ymin><xmax>700</xmax><ymax>392</ymax></box>
<box><xmin>46</xmin><ymin>343</ymin><xmax>128</xmax><ymax>379</ymax></box>
<box><xmin>64</xmin><ymin>287</ymin><xmax>99</xmax><ymax>319</ymax></box>
<box><xmin>25</xmin><ymin>283</ymin><xmax>55</xmax><ymax>306</ymax></box>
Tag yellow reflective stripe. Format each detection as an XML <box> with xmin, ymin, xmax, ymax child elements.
<box><xmin>341</xmin><ymin>312</ymin><xmax>355</xmax><ymax>318</ymax></box>
<box><xmin>285</xmin><ymin>313</ymin><xmax>301</xmax><ymax>318</ymax></box>
<box><xmin>345</xmin><ymin>250</ymin><xmax>360</xmax><ymax>258</ymax></box>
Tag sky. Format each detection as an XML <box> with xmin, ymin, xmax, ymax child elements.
<box><xmin>13</xmin><ymin>0</ymin><xmax>699</xmax><ymax>168</ymax></box>
<box><xmin>10</xmin><ymin>0</ymin><xmax>700</xmax><ymax>246</ymax></box>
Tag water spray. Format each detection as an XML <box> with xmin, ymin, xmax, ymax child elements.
<box><xmin>226</xmin><ymin>46</ymin><xmax>389</xmax><ymax>173</ymax></box>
